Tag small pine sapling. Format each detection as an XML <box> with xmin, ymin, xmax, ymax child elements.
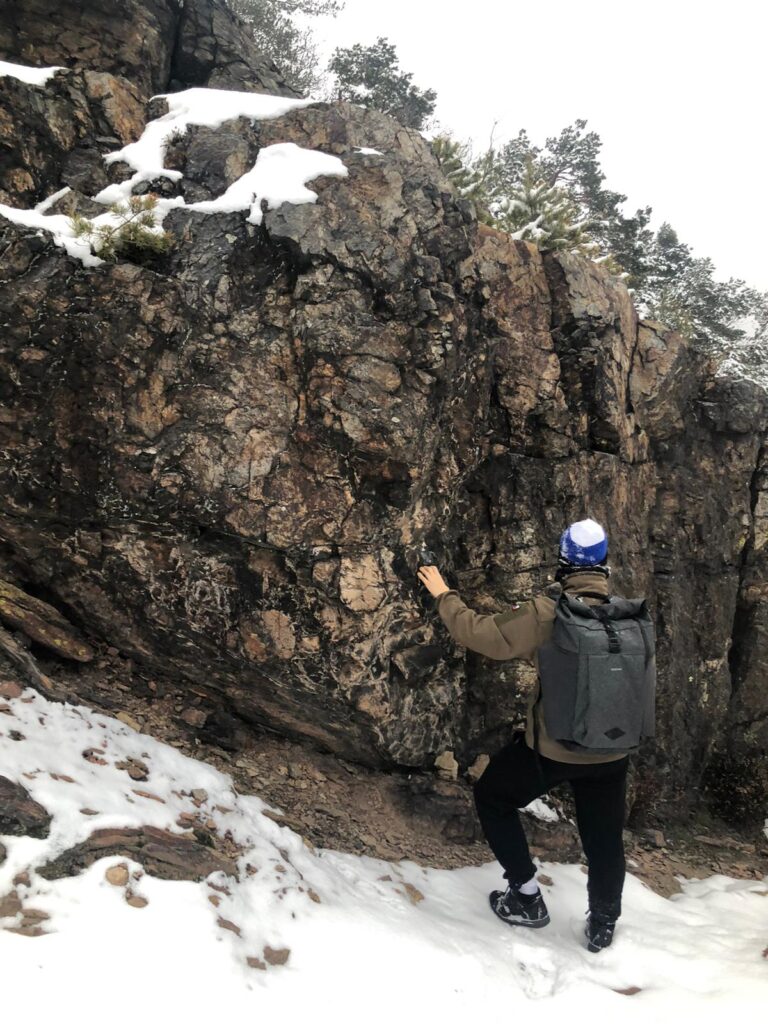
<box><xmin>69</xmin><ymin>195</ymin><xmax>172</xmax><ymax>263</ymax></box>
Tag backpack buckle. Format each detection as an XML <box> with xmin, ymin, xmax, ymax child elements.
<box><xmin>602</xmin><ymin>620</ymin><xmax>622</xmax><ymax>653</ymax></box>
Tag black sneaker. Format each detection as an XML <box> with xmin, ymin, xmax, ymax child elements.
<box><xmin>585</xmin><ymin>912</ymin><xmax>616</xmax><ymax>952</ymax></box>
<box><xmin>489</xmin><ymin>886</ymin><xmax>550</xmax><ymax>928</ymax></box>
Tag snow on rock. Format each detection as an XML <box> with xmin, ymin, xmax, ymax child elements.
<box><xmin>97</xmin><ymin>86</ymin><xmax>318</xmax><ymax>204</ymax></box>
<box><xmin>0</xmin><ymin>86</ymin><xmax>351</xmax><ymax>264</ymax></box>
<box><xmin>33</xmin><ymin>186</ymin><xmax>71</xmax><ymax>214</ymax></box>
<box><xmin>0</xmin><ymin>59</ymin><xmax>62</xmax><ymax>87</ymax></box>
<box><xmin>1</xmin><ymin>687</ymin><xmax>767</xmax><ymax>1020</ymax></box>
<box><xmin>0</xmin><ymin>203</ymin><xmax>102</xmax><ymax>266</ymax></box>
<box><xmin>186</xmin><ymin>142</ymin><xmax>348</xmax><ymax>226</ymax></box>
<box><xmin>0</xmin><ymin>197</ymin><xmax>170</xmax><ymax>267</ymax></box>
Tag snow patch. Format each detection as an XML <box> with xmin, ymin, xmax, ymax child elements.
<box><xmin>355</xmin><ymin>147</ymin><xmax>384</xmax><ymax>156</ymax></box>
<box><xmin>523</xmin><ymin>798</ymin><xmax>559</xmax><ymax>823</ymax></box>
<box><xmin>0</xmin><ymin>59</ymin><xmax>62</xmax><ymax>87</ymax></box>
<box><xmin>34</xmin><ymin>186</ymin><xmax>71</xmax><ymax>214</ymax></box>
<box><xmin>0</xmin><ymin>202</ymin><xmax>102</xmax><ymax>266</ymax></box>
<box><xmin>187</xmin><ymin>142</ymin><xmax>347</xmax><ymax>225</ymax></box>
<box><xmin>97</xmin><ymin>87</ymin><xmax>317</xmax><ymax>203</ymax></box>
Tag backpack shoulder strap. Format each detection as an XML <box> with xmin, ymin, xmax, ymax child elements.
<box><xmin>638</xmin><ymin>613</ymin><xmax>654</xmax><ymax>666</ymax></box>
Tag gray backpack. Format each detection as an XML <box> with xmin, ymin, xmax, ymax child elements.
<box><xmin>536</xmin><ymin>592</ymin><xmax>656</xmax><ymax>755</ymax></box>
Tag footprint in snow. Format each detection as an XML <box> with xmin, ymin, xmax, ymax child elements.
<box><xmin>509</xmin><ymin>941</ymin><xmax>560</xmax><ymax>998</ymax></box>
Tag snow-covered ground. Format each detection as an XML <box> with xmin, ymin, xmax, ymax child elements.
<box><xmin>1</xmin><ymin>688</ymin><xmax>766</xmax><ymax>1022</ymax></box>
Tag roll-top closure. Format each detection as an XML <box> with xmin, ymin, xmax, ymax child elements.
<box><xmin>560</xmin><ymin>592</ymin><xmax>647</xmax><ymax>621</ymax></box>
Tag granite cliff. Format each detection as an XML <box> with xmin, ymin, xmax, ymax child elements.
<box><xmin>0</xmin><ymin>0</ymin><xmax>766</xmax><ymax>828</ymax></box>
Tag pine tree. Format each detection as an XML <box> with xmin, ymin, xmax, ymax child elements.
<box><xmin>491</xmin><ymin>156</ymin><xmax>598</xmax><ymax>255</ymax></box>
<box><xmin>431</xmin><ymin>136</ymin><xmax>492</xmax><ymax>218</ymax></box>
<box><xmin>479</xmin><ymin>121</ymin><xmax>653</xmax><ymax>278</ymax></box>
<box><xmin>632</xmin><ymin>222</ymin><xmax>768</xmax><ymax>386</ymax></box>
<box><xmin>227</xmin><ymin>0</ymin><xmax>341</xmax><ymax>95</ymax></box>
<box><xmin>726</xmin><ymin>295</ymin><xmax>768</xmax><ymax>387</ymax></box>
<box><xmin>328</xmin><ymin>37</ymin><xmax>437</xmax><ymax>130</ymax></box>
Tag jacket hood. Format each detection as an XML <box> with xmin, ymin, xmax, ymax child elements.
<box><xmin>560</xmin><ymin>571</ymin><xmax>610</xmax><ymax>599</ymax></box>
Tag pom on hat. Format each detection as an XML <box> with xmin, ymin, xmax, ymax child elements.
<box><xmin>559</xmin><ymin>518</ymin><xmax>608</xmax><ymax>566</ymax></box>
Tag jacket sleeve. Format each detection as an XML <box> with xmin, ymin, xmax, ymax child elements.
<box><xmin>435</xmin><ymin>590</ymin><xmax>540</xmax><ymax>662</ymax></box>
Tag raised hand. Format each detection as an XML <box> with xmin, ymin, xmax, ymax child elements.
<box><xmin>417</xmin><ymin>564</ymin><xmax>450</xmax><ymax>598</ymax></box>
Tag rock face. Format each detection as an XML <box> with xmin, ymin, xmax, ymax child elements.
<box><xmin>0</xmin><ymin>579</ymin><xmax>93</xmax><ymax>660</ymax></box>
<box><xmin>0</xmin><ymin>0</ymin><xmax>295</xmax><ymax>209</ymax></box>
<box><xmin>0</xmin><ymin>66</ymin><xmax>146</xmax><ymax>207</ymax></box>
<box><xmin>709</xmin><ymin>435</ymin><xmax>768</xmax><ymax>821</ymax></box>
<box><xmin>0</xmin><ymin>0</ymin><xmax>296</xmax><ymax>100</ymax></box>
<box><xmin>0</xmin><ymin>0</ymin><xmax>766</xmax><ymax>821</ymax></box>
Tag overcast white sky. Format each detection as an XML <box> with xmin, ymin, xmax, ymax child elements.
<box><xmin>310</xmin><ymin>0</ymin><xmax>767</xmax><ymax>291</ymax></box>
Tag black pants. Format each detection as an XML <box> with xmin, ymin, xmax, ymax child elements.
<box><xmin>473</xmin><ymin>733</ymin><xmax>629</xmax><ymax>920</ymax></box>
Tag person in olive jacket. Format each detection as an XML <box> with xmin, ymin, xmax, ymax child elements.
<box><xmin>417</xmin><ymin>519</ymin><xmax>628</xmax><ymax>953</ymax></box>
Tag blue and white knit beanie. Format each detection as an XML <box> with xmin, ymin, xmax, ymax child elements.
<box><xmin>559</xmin><ymin>518</ymin><xmax>608</xmax><ymax>566</ymax></box>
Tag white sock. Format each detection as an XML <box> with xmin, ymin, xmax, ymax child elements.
<box><xmin>517</xmin><ymin>876</ymin><xmax>540</xmax><ymax>895</ymax></box>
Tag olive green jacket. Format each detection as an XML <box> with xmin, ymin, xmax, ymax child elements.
<box><xmin>435</xmin><ymin>571</ymin><xmax>627</xmax><ymax>764</ymax></box>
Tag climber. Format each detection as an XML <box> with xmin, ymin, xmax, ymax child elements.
<box><xmin>417</xmin><ymin>518</ymin><xmax>656</xmax><ymax>953</ymax></box>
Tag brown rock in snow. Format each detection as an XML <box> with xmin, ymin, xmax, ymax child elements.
<box><xmin>115</xmin><ymin>758</ymin><xmax>150</xmax><ymax>781</ymax></box>
<box><xmin>401</xmin><ymin>883</ymin><xmax>425</xmax><ymax>905</ymax></box>
<box><xmin>263</xmin><ymin>945</ymin><xmax>290</xmax><ymax>966</ymax></box>
<box><xmin>105</xmin><ymin>863</ymin><xmax>130</xmax><ymax>886</ymax></box>
<box><xmin>39</xmin><ymin>826</ymin><xmax>237</xmax><ymax>882</ymax></box>
<box><xmin>116</xmin><ymin>712</ymin><xmax>142</xmax><ymax>732</ymax></box>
